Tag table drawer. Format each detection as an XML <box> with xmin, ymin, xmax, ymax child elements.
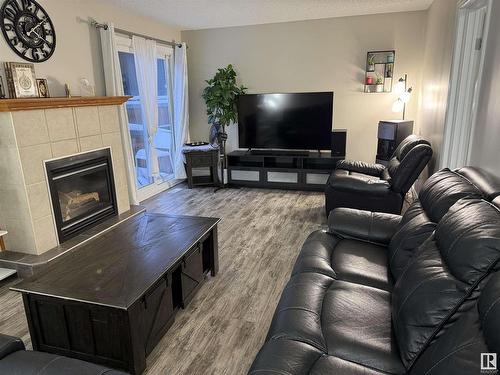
<box><xmin>188</xmin><ymin>152</ymin><xmax>218</xmax><ymax>167</ymax></box>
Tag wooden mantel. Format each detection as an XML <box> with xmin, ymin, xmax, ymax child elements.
<box><xmin>0</xmin><ymin>96</ymin><xmax>131</xmax><ymax>112</ymax></box>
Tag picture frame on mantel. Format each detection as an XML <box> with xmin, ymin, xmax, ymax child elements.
<box><xmin>4</xmin><ymin>62</ymin><xmax>38</xmax><ymax>99</ymax></box>
<box><xmin>36</xmin><ymin>78</ymin><xmax>50</xmax><ymax>98</ymax></box>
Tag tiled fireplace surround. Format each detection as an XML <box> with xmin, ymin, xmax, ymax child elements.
<box><xmin>0</xmin><ymin>105</ymin><xmax>130</xmax><ymax>255</ymax></box>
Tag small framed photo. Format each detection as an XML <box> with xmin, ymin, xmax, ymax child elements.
<box><xmin>4</xmin><ymin>62</ymin><xmax>38</xmax><ymax>98</ymax></box>
<box><xmin>36</xmin><ymin>79</ymin><xmax>50</xmax><ymax>98</ymax></box>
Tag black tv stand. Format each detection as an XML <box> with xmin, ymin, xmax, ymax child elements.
<box><xmin>227</xmin><ymin>150</ymin><xmax>344</xmax><ymax>191</ymax></box>
<box><xmin>247</xmin><ymin>149</ymin><xmax>311</xmax><ymax>157</ymax></box>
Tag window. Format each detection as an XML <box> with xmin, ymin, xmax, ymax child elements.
<box><xmin>116</xmin><ymin>35</ymin><xmax>175</xmax><ymax>197</ymax></box>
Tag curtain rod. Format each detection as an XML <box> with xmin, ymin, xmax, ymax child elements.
<box><xmin>89</xmin><ymin>18</ymin><xmax>184</xmax><ymax>48</ymax></box>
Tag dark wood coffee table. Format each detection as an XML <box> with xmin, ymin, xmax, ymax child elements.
<box><xmin>11</xmin><ymin>212</ymin><xmax>220</xmax><ymax>374</ymax></box>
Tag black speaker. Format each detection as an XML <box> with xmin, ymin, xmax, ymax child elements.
<box><xmin>331</xmin><ymin>129</ymin><xmax>346</xmax><ymax>157</ymax></box>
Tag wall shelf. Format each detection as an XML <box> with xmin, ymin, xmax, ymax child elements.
<box><xmin>0</xmin><ymin>96</ymin><xmax>131</xmax><ymax>112</ymax></box>
<box><xmin>364</xmin><ymin>50</ymin><xmax>395</xmax><ymax>93</ymax></box>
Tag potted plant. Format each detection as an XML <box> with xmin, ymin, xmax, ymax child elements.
<box><xmin>367</xmin><ymin>54</ymin><xmax>376</xmax><ymax>72</ymax></box>
<box><xmin>202</xmin><ymin>64</ymin><xmax>247</xmax><ymax>186</ymax></box>
<box><xmin>375</xmin><ymin>74</ymin><xmax>384</xmax><ymax>92</ymax></box>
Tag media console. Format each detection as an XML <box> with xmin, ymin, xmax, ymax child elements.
<box><xmin>227</xmin><ymin>150</ymin><xmax>344</xmax><ymax>191</ymax></box>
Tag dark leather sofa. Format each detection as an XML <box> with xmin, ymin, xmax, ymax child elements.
<box><xmin>250</xmin><ymin>166</ymin><xmax>500</xmax><ymax>374</ymax></box>
<box><xmin>325</xmin><ymin>135</ymin><xmax>433</xmax><ymax>216</ymax></box>
<box><xmin>0</xmin><ymin>333</ymin><xmax>127</xmax><ymax>374</ymax></box>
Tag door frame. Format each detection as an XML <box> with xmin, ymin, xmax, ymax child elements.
<box><xmin>439</xmin><ymin>0</ymin><xmax>492</xmax><ymax>169</ymax></box>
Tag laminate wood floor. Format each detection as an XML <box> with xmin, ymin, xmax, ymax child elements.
<box><xmin>0</xmin><ymin>184</ymin><xmax>326</xmax><ymax>374</ymax></box>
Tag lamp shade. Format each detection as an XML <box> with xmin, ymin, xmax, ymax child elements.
<box><xmin>395</xmin><ymin>80</ymin><xmax>406</xmax><ymax>95</ymax></box>
<box><xmin>400</xmin><ymin>91</ymin><xmax>412</xmax><ymax>103</ymax></box>
<box><xmin>392</xmin><ymin>99</ymin><xmax>405</xmax><ymax>113</ymax></box>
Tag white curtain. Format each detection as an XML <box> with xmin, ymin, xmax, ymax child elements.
<box><xmin>173</xmin><ymin>42</ymin><xmax>190</xmax><ymax>179</ymax></box>
<box><xmin>132</xmin><ymin>36</ymin><xmax>160</xmax><ymax>180</ymax></box>
<box><xmin>100</xmin><ymin>23</ymin><xmax>139</xmax><ymax>205</ymax></box>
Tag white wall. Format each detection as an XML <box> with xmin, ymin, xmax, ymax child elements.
<box><xmin>468</xmin><ymin>1</ymin><xmax>500</xmax><ymax>176</ymax></box>
<box><xmin>415</xmin><ymin>0</ymin><xmax>457</xmax><ymax>176</ymax></box>
<box><xmin>182</xmin><ymin>12</ymin><xmax>427</xmax><ymax>163</ymax></box>
<box><xmin>0</xmin><ymin>0</ymin><xmax>181</xmax><ymax>97</ymax></box>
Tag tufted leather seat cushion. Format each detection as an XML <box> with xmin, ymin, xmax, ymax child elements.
<box><xmin>267</xmin><ymin>272</ymin><xmax>334</xmax><ymax>350</ymax></box>
<box><xmin>322</xmin><ymin>280</ymin><xmax>404</xmax><ymax>373</ymax></box>
<box><xmin>265</xmin><ymin>274</ymin><xmax>405</xmax><ymax>374</ymax></box>
<box><xmin>291</xmin><ymin>230</ymin><xmax>338</xmax><ymax>279</ymax></box>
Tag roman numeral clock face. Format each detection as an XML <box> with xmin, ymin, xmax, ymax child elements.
<box><xmin>0</xmin><ymin>0</ymin><xmax>55</xmax><ymax>62</ymax></box>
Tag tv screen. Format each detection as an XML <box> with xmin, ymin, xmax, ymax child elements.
<box><xmin>237</xmin><ymin>92</ymin><xmax>333</xmax><ymax>150</ymax></box>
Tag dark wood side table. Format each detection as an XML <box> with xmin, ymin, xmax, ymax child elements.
<box><xmin>183</xmin><ymin>146</ymin><xmax>221</xmax><ymax>188</ymax></box>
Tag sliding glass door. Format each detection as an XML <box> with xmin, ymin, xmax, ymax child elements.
<box><xmin>116</xmin><ymin>35</ymin><xmax>175</xmax><ymax>201</ymax></box>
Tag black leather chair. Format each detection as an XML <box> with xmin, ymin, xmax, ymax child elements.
<box><xmin>0</xmin><ymin>334</ymin><xmax>127</xmax><ymax>374</ymax></box>
<box><xmin>325</xmin><ymin>135</ymin><xmax>433</xmax><ymax>216</ymax></box>
<box><xmin>250</xmin><ymin>166</ymin><xmax>500</xmax><ymax>375</ymax></box>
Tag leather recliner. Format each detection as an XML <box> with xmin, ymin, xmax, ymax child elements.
<box><xmin>0</xmin><ymin>334</ymin><xmax>127</xmax><ymax>374</ymax></box>
<box><xmin>250</xmin><ymin>166</ymin><xmax>500</xmax><ymax>375</ymax></box>
<box><xmin>325</xmin><ymin>135</ymin><xmax>433</xmax><ymax>216</ymax></box>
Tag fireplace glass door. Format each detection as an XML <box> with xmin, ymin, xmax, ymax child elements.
<box><xmin>46</xmin><ymin>149</ymin><xmax>118</xmax><ymax>243</ymax></box>
<box><xmin>55</xmin><ymin>166</ymin><xmax>113</xmax><ymax>225</ymax></box>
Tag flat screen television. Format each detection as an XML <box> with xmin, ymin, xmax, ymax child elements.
<box><xmin>237</xmin><ymin>92</ymin><xmax>333</xmax><ymax>150</ymax></box>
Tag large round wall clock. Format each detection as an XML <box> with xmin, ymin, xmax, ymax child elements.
<box><xmin>0</xmin><ymin>0</ymin><xmax>56</xmax><ymax>62</ymax></box>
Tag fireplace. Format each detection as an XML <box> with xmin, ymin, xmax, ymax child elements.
<box><xmin>45</xmin><ymin>148</ymin><xmax>118</xmax><ymax>243</ymax></box>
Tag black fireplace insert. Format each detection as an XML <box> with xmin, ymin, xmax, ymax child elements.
<box><xmin>45</xmin><ymin>148</ymin><xmax>118</xmax><ymax>243</ymax></box>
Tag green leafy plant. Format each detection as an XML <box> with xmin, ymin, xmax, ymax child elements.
<box><xmin>375</xmin><ymin>74</ymin><xmax>383</xmax><ymax>85</ymax></box>
<box><xmin>202</xmin><ymin>64</ymin><xmax>247</xmax><ymax>127</ymax></box>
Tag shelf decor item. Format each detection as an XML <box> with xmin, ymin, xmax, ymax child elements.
<box><xmin>375</xmin><ymin>75</ymin><xmax>384</xmax><ymax>93</ymax></box>
<box><xmin>4</xmin><ymin>62</ymin><xmax>38</xmax><ymax>98</ymax></box>
<box><xmin>0</xmin><ymin>76</ymin><xmax>5</xmax><ymax>98</ymax></box>
<box><xmin>367</xmin><ymin>54</ymin><xmax>376</xmax><ymax>72</ymax></box>
<box><xmin>202</xmin><ymin>64</ymin><xmax>247</xmax><ymax>188</ymax></box>
<box><xmin>36</xmin><ymin>78</ymin><xmax>49</xmax><ymax>98</ymax></box>
<box><xmin>363</xmin><ymin>50</ymin><xmax>395</xmax><ymax>93</ymax></box>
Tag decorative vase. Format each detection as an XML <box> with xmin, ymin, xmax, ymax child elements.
<box><xmin>366</xmin><ymin>76</ymin><xmax>374</xmax><ymax>85</ymax></box>
<box><xmin>376</xmin><ymin>84</ymin><xmax>384</xmax><ymax>93</ymax></box>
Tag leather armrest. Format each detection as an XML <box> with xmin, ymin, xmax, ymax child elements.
<box><xmin>329</xmin><ymin>174</ymin><xmax>392</xmax><ymax>196</ymax></box>
<box><xmin>0</xmin><ymin>334</ymin><xmax>25</xmax><ymax>360</ymax></box>
<box><xmin>336</xmin><ymin>160</ymin><xmax>386</xmax><ymax>177</ymax></box>
<box><xmin>328</xmin><ymin>208</ymin><xmax>402</xmax><ymax>245</ymax></box>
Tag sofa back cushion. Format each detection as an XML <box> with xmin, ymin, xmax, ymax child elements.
<box><xmin>388</xmin><ymin>168</ymin><xmax>484</xmax><ymax>281</ymax></box>
<box><xmin>388</xmin><ymin>202</ymin><xmax>436</xmax><ymax>280</ymax></box>
<box><xmin>419</xmin><ymin>168</ymin><xmax>484</xmax><ymax>222</ymax></box>
<box><xmin>392</xmin><ymin>198</ymin><xmax>500</xmax><ymax>369</ymax></box>
<box><xmin>456</xmin><ymin>166</ymin><xmax>500</xmax><ymax>202</ymax></box>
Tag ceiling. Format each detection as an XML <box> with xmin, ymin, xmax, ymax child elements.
<box><xmin>99</xmin><ymin>0</ymin><xmax>434</xmax><ymax>31</ymax></box>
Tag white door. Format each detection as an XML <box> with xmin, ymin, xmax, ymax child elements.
<box><xmin>116</xmin><ymin>35</ymin><xmax>176</xmax><ymax>201</ymax></box>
